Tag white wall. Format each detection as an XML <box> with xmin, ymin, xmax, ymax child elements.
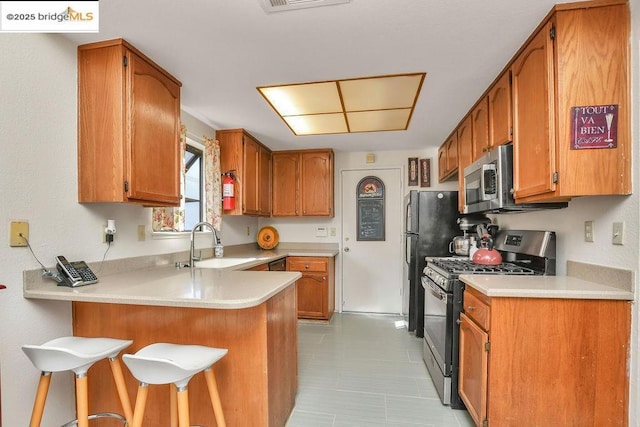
<box><xmin>0</xmin><ymin>34</ymin><xmax>249</xmax><ymax>426</ymax></box>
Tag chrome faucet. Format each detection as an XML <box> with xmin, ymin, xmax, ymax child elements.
<box><xmin>190</xmin><ymin>221</ymin><xmax>222</xmax><ymax>267</ymax></box>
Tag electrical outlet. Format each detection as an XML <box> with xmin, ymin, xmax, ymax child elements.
<box><xmin>137</xmin><ymin>225</ymin><xmax>146</xmax><ymax>241</ymax></box>
<box><xmin>584</xmin><ymin>220</ymin><xmax>594</xmax><ymax>243</ymax></box>
<box><xmin>612</xmin><ymin>222</ymin><xmax>624</xmax><ymax>245</ymax></box>
<box><xmin>246</xmin><ymin>226</ymin><xmax>250</xmax><ymax>236</ymax></box>
<box><xmin>330</xmin><ymin>227</ymin><xmax>336</xmax><ymax>237</ymax></box>
<box><xmin>9</xmin><ymin>221</ymin><xmax>29</xmax><ymax>247</ymax></box>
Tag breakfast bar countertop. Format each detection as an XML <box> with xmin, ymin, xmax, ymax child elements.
<box><xmin>459</xmin><ymin>274</ymin><xmax>634</xmax><ymax>300</ymax></box>
<box><xmin>23</xmin><ymin>246</ymin><xmax>341</xmax><ymax>308</ymax></box>
<box><xmin>24</xmin><ymin>264</ymin><xmax>302</xmax><ymax>309</ymax></box>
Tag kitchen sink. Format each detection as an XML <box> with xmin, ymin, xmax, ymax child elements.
<box><xmin>194</xmin><ymin>257</ymin><xmax>257</xmax><ymax>269</ymax></box>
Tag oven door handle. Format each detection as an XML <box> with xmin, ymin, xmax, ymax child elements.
<box><xmin>422</xmin><ymin>277</ymin><xmax>448</xmax><ymax>303</ymax></box>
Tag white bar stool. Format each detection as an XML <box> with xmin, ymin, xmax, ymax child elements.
<box><xmin>22</xmin><ymin>336</ymin><xmax>133</xmax><ymax>427</ymax></box>
<box><xmin>122</xmin><ymin>343</ymin><xmax>228</xmax><ymax>427</ymax></box>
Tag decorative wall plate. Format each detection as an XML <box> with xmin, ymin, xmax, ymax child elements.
<box><xmin>257</xmin><ymin>226</ymin><xmax>279</xmax><ymax>249</ymax></box>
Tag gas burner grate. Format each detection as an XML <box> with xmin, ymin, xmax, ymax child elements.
<box><xmin>429</xmin><ymin>258</ymin><xmax>536</xmax><ymax>275</ymax></box>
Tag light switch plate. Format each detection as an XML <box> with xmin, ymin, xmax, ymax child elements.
<box><xmin>612</xmin><ymin>222</ymin><xmax>624</xmax><ymax>245</ymax></box>
<box><xmin>584</xmin><ymin>220</ymin><xmax>594</xmax><ymax>242</ymax></box>
<box><xmin>316</xmin><ymin>227</ymin><xmax>328</xmax><ymax>237</ymax></box>
<box><xmin>9</xmin><ymin>221</ymin><xmax>29</xmax><ymax>247</ymax></box>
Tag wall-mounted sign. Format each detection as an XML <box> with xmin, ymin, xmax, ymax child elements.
<box><xmin>419</xmin><ymin>158</ymin><xmax>431</xmax><ymax>187</ymax></box>
<box><xmin>570</xmin><ymin>104</ymin><xmax>618</xmax><ymax>150</ymax></box>
<box><xmin>408</xmin><ymin>157</ymin><xmax>419</xmax><ymax>186</ymax></box>
<box><xmin>356</xmin><ymin>176</ymin><xmax>385</xmax><ymax>241</ymax></box>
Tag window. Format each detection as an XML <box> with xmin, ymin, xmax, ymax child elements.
<box><xmin>184</xmin><ymin>143</ymin><xmax>203</xmax><ymax>230</ymax></box>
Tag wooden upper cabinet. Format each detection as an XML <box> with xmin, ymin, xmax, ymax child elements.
<box><xmin>438</xmin><ymin>131</ymin><xmax>458</xmax><ymax>182</ymax></box>
<box><xmin>242</xmin><ymin>135</ymin><xmax>260</xmax><ymax>215</ymax></box>
<box><xmin>437</xmin><ymin>144</ymin><xmax>447</xmax><ymax>182</ymax></box>
<box><xmin>272</xmin><ymin>152</ymin><xmax>299</xmax><ymax>216</ymax></box>
<box><xmin>272</xmin><ymin>149</ymin><xmax>334</xmax><ymax>217</ymax></box>
<box><xmin>457</xmin><ymin>115</ymin><xmax>473</xmax><ymax>212</ymax></box>
<box><xmin>300</xmin><ymin>150</ymin><xmax>333</xmax><ymax>216</ymax></box>
<box><xmin>511</xmin><ymin>22</ymin><xmax>557</xmax><ymax>201</ymax></box>
<box><xmin>513</xmin><ymin>1</ymin><xmax>631</xmax><ymax>202</ymax></box>
<box><xmin>258</xmin><ymin>145</ymin><xmax>271</xmax><ymax>216</ymax></box>
<box><xmin>471</xmin><ymin>97</ymin><xmax>489</xmax><ymax>160</ymax></box>
<box><xmin>78</xmin><ymin>39</ymin><xmax>182</xmax><ymax>206</ymax></box>
<box><xmin>218</xmin><ymin>129</ymin><xmax>271</xmax><ymax>216</ymax></box>
<box><xmin>488</xmin><ymin>71</ymin><xmax>513</xmax><ymax>149</ymax></box>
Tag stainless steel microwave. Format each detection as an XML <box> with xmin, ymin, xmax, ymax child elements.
<box><xmin>463</xmin><ymin>144</ymin><xmax>567</xmax><ymax>214</ymax></box>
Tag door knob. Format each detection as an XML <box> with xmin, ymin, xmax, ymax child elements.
<box><xmin>344</xmin><ymin>247</ymin><xmax>350</xmax><ymax>252</ymax></box>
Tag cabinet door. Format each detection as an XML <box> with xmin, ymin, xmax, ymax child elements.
<box><xmin>242</xmin><ymin>135</ymin><xmax>260</xmax><ymax>215</ymax></box>
<box><xmin>457</xmin><ymin>116</ymin><xmax>473</xmax><ymax>212</ymax></box>
<box><xmin>488</xmin><ymin>71</ymin><xmax>512</xmax><ymax>149</ymax></box>
<box><xmin>471</xmin><ymin>97</ymin><xmax>489</xmax><ymax>161</ymax></box>
<box><xmin>300</xmin><ymin>151</ymin><xmax>333</xmax><ymax>216</ymax></box>
<box><xmin>296</xmin><ymin>274</ymin><xmax>328</xmax><ymax>319</ymax></box>
<box><xmin>437</xmin><ymin>144</ymin><xmax>447</xmax><ymax>182</ymax></box>
<box><xmin>272</xmin><ymin>152</ymin><xmax>299</xmax><ymax>216</ymax></box>
<box><xmin>511</xmin><ymin>22</ymin><xmax>556</xmax><ymax>200</ymax></box>
<box><xmin>445</xmin><ymin>134</ymin><xmax>458</xmax><ymax>175</ymax></box>
<box><xmin>126</xmin><ymin>51</ymin><xmax>181</xmax><ymax>205</ymax></box>
<box><xmin>458</xmin><ymin>313</ymin><xmax>489</xmax><ymax>427</ymax></box>
<box><xmin>258</xmin><ymin>146</ymin><xmax>271</xmax><ymax>216</ymax></box>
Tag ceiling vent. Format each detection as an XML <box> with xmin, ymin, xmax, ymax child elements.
<box><xmin>260</xmin><ymin>0</ymin><xmax>351</xmax><ymax>13</ymax></box>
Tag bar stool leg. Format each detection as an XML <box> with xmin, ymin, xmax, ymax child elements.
<box><xmin>170</xmin><ymin>385</ymin><xmax>178</xmax><ymax>427</ymax></box>
<box><xmin>108</xmin><ymin>356</ymin><xmax>133</xmax><ymax>425</ymax></box>
<box><xmin>29</xmin><ymin>372</ymin><xmax>51</xmax><ymax>427</ymax></box>
<box><xmin>204</xmin><ymin>367</ymin><xmax>226</xmax><ymax>427</ymax></box>
<box><xmin>131</xmin><ymin>383</ymin><xmax>149</xmax><ymax>427</ymax></box>
<box><xmin>176</xmin><ymin>386</ymin><xmax>190</xmax><ymax>427</ymax></box>
<box><xmin>75</xmin><ymin>374</ymin><xmax>89</xmax><ymax>427</ymax></box>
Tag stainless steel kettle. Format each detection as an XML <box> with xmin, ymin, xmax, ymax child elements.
<box><xmin>449</xmin><ymin>235</ymin><xmax>472</xmax><ymax>256</ymax></box>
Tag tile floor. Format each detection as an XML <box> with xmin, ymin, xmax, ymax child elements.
<box><xmin>286</xmin><ymin>313</ymin><xmax>475</xmax><ymax>427</ymax></box>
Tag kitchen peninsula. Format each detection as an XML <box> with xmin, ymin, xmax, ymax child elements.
<box><xmin>24</xmin><ymin>262</ymin><xmax>303</xmax><ymax>426</ymax></box>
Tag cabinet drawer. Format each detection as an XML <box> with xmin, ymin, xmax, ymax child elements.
<box><xmin>463</xmin><ymin>290</ymin><xmax>490</xmax><ymax>331</ymax></box>
<box><xmin>288</xmin><ymin>257</ymin><xmax>328</xmax><ymax>273</ymax></box>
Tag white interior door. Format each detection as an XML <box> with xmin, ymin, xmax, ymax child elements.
<box><xmin>341</xmin><ymin>168</ymin><xmax>403</xmax><ymax>313</ymax></box>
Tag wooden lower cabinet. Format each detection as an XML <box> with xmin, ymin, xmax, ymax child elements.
<box><xmin>458</xmin><ymin>286</ymin><xmax>631</xmax><ymax>427</ymax></box>
<box><xmin>288</xmin><ymin>256</ymin><xmax>335</xmax><ymax>320</ymax></box>
<box><xmin>72</xmin><ymin>284</ymin><xmax>297</xmax><ymax>427</ymax></box>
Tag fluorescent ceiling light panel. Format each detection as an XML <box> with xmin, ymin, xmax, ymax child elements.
<box><xmin>339</xmin><ymin>75</ymin><xmax>424</xmax><ymax>111</ymax></box>
<box><xmin>347</xmin><ymin>109</ymin><xmax>413</xmax><ymax>132</ymax></box>
<box><xmin>259</xmin><ymin>82</ymin><xmax>342</xmax><ymax>116</ymax></box>
<box><xmin>284</xmin><ymin>113</ymin><xmax>348</xmax><ymax>135</ymax></box>
<box><xmin>258</xmin><ymin>72</ymin><xmax>425</xmax><ymax>136</ymax></box>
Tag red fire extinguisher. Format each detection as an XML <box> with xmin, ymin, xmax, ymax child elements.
<box><xmin>222</xmin><ymin>170</ymin><xmax>236</xmax><ymax>210</ymax></box>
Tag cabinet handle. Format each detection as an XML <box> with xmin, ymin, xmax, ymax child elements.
<box><xmin>467</xmin><ymin>305</ymin><xmax>475</xmax><ymax>311</ymax></box>
<box><xmin>304</xmin><ymin>264</ymin><xmax>309</xmax><ymax>269</ymax></box>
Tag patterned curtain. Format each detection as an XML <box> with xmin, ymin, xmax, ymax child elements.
<box><xmin>204</xmin><ymin>136</ymin><xmax>222</xmax><ymax>231</ymax></box>
<box><xmin>152</xmin><ymin>124</ymin><xmax>187</xmax><ymax>231</ymax></box>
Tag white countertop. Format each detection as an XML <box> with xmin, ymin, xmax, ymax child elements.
<box><xmin>459</xmin><ymin>274</ymin><xmax>633</xmax><ymax>300</ymax></box>
<box><xmin>24</xmin><ymin>264</ymin><xmax>302</xmax><ymax>309</ymax></box>
<box><xmin>24</xmin><ymin>248</ymin><xmax>338</xmax><ymax>308</ymax></box>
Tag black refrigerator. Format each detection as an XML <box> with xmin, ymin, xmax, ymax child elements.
<box><xmin>403</xmin><ymin>190</ymin><xmax>459</xmax><ymax>337</ymax></box>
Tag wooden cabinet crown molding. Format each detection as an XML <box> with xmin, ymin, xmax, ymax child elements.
<box><xmin>78</xmin><ymin>38</ymin><xmax>182</xmax><ymax>206</ymax></box>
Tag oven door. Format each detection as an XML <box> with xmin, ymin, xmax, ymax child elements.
<box><xmin>422</xmin><ymin>275</ymin><xmax>452</xmax><ymax>375</ymax></box>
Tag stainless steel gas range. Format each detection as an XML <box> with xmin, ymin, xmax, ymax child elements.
<box><xmin>421</xmin><ymin>229</ymin><xmax>556</xmax><ymax>408</ymax></box>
